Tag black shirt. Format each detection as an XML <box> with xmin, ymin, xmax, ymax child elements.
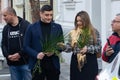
<box><xmin>8</xmin><ymin>24</ymin><xmax>21</xmax><ymax>54</ymax></box>
<box><xmin>40</xmin><ymin>20</ymin><xmax>51</xmax><ymax>42</ymax></box>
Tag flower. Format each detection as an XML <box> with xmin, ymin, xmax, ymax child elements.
<box><xmin>76</xmin><ymin>28</ymin><xmax>90</xmax><ymax>71</ymax></box>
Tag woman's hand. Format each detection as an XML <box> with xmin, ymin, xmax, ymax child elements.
<box><xmin>80</xmin><ymin>46</ymin><xmax>87</xmax><ymax>54</ymax></box>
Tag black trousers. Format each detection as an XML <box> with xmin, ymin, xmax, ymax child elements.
<box><xmin>32</xmin><ymin>57</ymin><xmax>60</xmax><ymax>80</ymax></box>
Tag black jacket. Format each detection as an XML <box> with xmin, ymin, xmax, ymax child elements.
<box><xmin>1</xmin><ymin>17</ymin><xmax>30</xmax><ymax>66</ymax></box>
<box><xmin>24</xmin><ymin>21</ymin><xmax>63</xmax><ymax>69</ymax></box>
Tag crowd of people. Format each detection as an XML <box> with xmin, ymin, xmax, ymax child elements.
<box><xmin>1</xmin><ymin>4</ymin><xmax>120</xmax><ymax>80</ymax></box>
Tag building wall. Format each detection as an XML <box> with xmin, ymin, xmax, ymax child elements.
<box><xmin>55</xmin><ymin>0</ymin><xmax>84</xmax><ymax>28</ymax></box>
<box><xmin>12</xmin><ymin>0</ymin><xmax>51</xmax><ymax>23</ymax></box>
<box><xmin>54</xmin><ymin>0</ymin><xmax>101</xmax><ymax>31</ymax></box>
<box><xmin>12</xmin><ymin>0</ymin><xmax>24</xmax><ymax>18</ymax></box>
<box><xmin>12</xmin><ymin>0</ymin><xmax>32</xmax><ymax>22</ymax></box>
<box><xmin>91</xmin><ymin>0</ymin><xmax>101</xmax><ymax>33</ymax></box>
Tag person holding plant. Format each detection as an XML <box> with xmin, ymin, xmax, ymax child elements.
<box><xmin>24</xmin><ymin>5</ymin><xmax>64</xmax><ymax>80</ymax></box>
<box><xmin>66</xmin><ymin>11</ymin><xmax>101</xmax><ymax>80</ymax></box>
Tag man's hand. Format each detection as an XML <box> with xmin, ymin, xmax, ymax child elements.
<box><xmin>37</xmin><ymin>52</ymin><xmax>45</xmax><ymax>59</ymax></box>
<box><xmin>105</xmin><ymin>46</ymin><xmax>114</xmax><ymax>56</ymax></box>
<box><xmin>8</xmin><ymin>53</ymin><xmax>20</xmax><ymax>61</ymax></box>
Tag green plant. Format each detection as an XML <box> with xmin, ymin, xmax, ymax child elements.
<box><xmin>76</xmin><ymin>28</ymin><xmax>90</xmax><ymax>71</ymax></box>
<box><xmin>77</xmin><ymin>28</ymin><xmax>90</xmax><ymax>48</ymax></box>
<box><xmin>32</xmin><ymin>34</ymin><xmax>65</xmax><ymax>75</ymax></box>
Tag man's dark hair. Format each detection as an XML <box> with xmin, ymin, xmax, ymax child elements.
<box><xmin>6</xmin><ymin>7</ymin><xmax>17</xmax><ymax>16</ymax></box>
<box><xmin>40</xmin><ymin>5</ymin><xmax>53</xmax><ymax>12</ymax></box>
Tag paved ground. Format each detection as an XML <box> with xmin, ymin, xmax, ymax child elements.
<box><xmin>0</xmin><ymin>63</ymin><xmax>102</xmax><ymax>80</ymax></box>
<box><xmin>0</xmin><ymin>63</ymin><xmax>70</xmax><ymax>80</ymax></box>
<box><xmin>60</xmin><ymin>63</ymin><xmax>70</xmax><ymax>80</ymax></box>
<box><xmin>0</xmin><ymin>67</ymin><xmax>10</xmax><ymax>80</ymax></box>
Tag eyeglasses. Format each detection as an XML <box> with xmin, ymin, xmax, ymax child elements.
<box><xmin>112</xmin><ymin>20</ymin><xmax>120</xmax><ymax>23</ymax></box>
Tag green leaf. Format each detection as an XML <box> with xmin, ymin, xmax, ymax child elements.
<box><xmin>77</xmin><ymin>28</ymin><xmax>90</xmax><ymax>48</ymax></box>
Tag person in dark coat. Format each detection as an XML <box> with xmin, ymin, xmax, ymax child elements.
<box><xmin>1</xmin><ymin>7</ymin><xmax>31</xmax><ymax>80</ymax></box>
<box><xmin>66</xmin><ymin>11</ymin><xmax>101</xmax><ymax>80</ymax></box>
<box><xmin>24</xmin><ymin>5</ymin><xmax>64</xmax><ymax>80</ymax></box>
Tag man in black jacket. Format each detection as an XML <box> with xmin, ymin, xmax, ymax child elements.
<box><xmin>24</xmin><ymin>5</ymin><xmax>64</xmax><ymax>80</ymax></box>
<box><xmin>1</xmin><ymin>7</ymin><xmax>32</xmax><ymax>80</ymax></box>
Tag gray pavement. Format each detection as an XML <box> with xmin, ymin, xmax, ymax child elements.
<box><xmin>60</xmin><ymin>63</ymin><xmax>70</xmax><ymax>80</ymax></box>
<box><xmin>0</xmin><ymin>67</ymin><xmax>10</xmax><ymax>80</ymax></box>
<box><xmin>0</xmin><ymin>74</ymin><xmax>10</xmax><ymax>80</ymax></box>
<box><xmin>0</xmin><ymin>62</ymin><xmax>70</xmax><ymax>80</ymax></box>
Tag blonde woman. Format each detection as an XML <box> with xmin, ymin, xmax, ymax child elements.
<box><xmin>67</xmin><ymin>11</ymin><xmax>101</xmax><ymax>80</ymax></box>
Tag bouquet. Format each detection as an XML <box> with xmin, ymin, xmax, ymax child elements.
<box><xmin>32</xmin><ymin>34</ymin><xmax>64</xmax><ymax>76</ymax></box>
<box><xmin>76</xmin><ymin>28</ymin><xmax>90</xmax><ymax>71</ymax></box>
